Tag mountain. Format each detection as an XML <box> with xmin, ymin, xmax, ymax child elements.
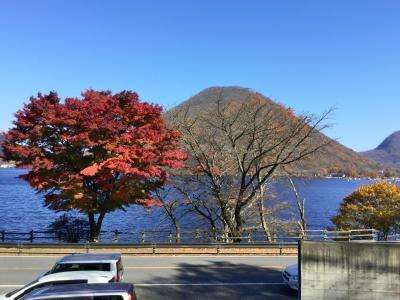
<box><xmin>0</xmin><ymin>133</ymin><xmax>4</xmax><ymax>161</ymax></box>
<box><xmin>0</xmin><ymin>132</ymin><xmax>4</xmax><ymax>153</ymax></box>
<box><xmin>166</xmin><ymin>86</ymin><xmax>383</xmax><ymax>177</ymax></box>
<box><xmin>361</xmin><ymin>131</ymin><xmax>400</xmax><ymax>170</ymax></box>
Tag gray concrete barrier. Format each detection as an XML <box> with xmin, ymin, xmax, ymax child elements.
<box><xmin>300</xmin><ymin>241</ymin><xmax>400</xmax><ymax>299</ymax></box>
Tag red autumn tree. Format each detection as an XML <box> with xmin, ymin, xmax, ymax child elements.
<box><xmin>3</xmin><ymin>90</ymin><xmax>186</xmax><ymax>241</ymax></box>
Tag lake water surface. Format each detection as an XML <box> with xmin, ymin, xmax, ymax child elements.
<box><xmin>0</xmin><ymin>168</ymin><xmax>376</xmax><ymax>233</ymax></box>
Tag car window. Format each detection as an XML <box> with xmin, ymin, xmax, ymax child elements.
<box><xmin>51</xmin><ymin>263</ymin><xmax>111</xmax><ymax>272</ymax></box>
<box><xmin>15</xmin><ymin>280</ymin><xmax>87</xmax><ymax>300</ymax></box>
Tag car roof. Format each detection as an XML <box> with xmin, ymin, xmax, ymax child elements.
<box><xmin>39</xmin><ymin>271</ymin><xmax>114</xmax><ymax>281</ymax></box>
<box><xmin>56</xmin><ymin>253</ymin><xmax>121</xmax><ymax>263</ymax></box>
<box><xmin>23</xmin><ymin>283</ymin><xmax>133</xmax><ymax>299</ymax></box>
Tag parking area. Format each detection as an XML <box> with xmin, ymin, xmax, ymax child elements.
<box><xmin>0</xmin><ymin>255</ymin><xmax>298</xmax><ymax>300</ymax></box>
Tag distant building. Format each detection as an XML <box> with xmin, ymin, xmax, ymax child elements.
<box><xmin>0</xmin><ymin>162</ymin><xmax>16</xmax><ymax>168</ymax></box>
<box><xmin>327</xmin><ymin>172</ymin><xmax>346</xmax><ymax>178</ymax></box>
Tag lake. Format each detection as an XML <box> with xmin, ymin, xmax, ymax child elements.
<box><xmin>0</xmin><ymin>168</ymin><xmax>377</xmax><ymax>234</ymax></box>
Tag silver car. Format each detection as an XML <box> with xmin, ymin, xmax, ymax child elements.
<box><xmin>0</xmin><ymin>271</ymin><xmax>114</xmax><ymax>300</ymax></box>
<box><xmin>42</xmin><ymin>253</ymin><xmax>124</xmax><ymax>282</ymax></box>
<box><xmin>282</xmin><ymin>264</ymin><xmax>298</xmax><ymax>291</ymax></box>
<box><xmin>21</xmin><ymin>283</ymin><xmax>136</xmax><ymax>300</ymax></box>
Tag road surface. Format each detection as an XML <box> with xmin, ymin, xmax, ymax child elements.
<box><xmin>0</xmin><ymin>255</ymin><xmax>298</xmax><ymax>300</ymax></box>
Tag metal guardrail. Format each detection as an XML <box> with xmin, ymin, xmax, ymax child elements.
<box><xmin>0</xmin><ymin>241</ymin><xmax>299</xmax><ymax>255</ymax></box>
<box><xmin>0</xmin><ymin>229</ymin><xmax>378</xmax><ymax>243</ymax></box>
<box><xmin>385</xmin><ymin>234</ymin><xmax>400</xmax><ymax>241</ymax></box>
<box><xmin>0</xmin><ymin>242</ymin><xmax>298</xmax><ymax>248</ymax></box>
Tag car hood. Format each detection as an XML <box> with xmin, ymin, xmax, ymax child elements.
<box><xmin>284</xmin><ymin>264</ymin><xmax>298</xmax><ymax>276</ymax></box>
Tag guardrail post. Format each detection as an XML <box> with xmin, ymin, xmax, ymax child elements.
<box><xmin>1</xmin><ymin>230</ymin><xmax>4</xmax><ymax>242</ymax></box>
<box><xmin>29</xmin><ymin>230</ymin><xmax>34</xmax><ymax>243</ymax></box>
<box><xmin>141</xmin><ymin>232</ymin><xmax>146</xmax><ymax>243</ymax></box>
<box><xmin>373</xmin><ymin>229</ymin><xmax>378</xmax><ymax>241</ymax></box>
<box><xmin>169</xmin><ymin>233</ymin><xmax>173</xmax><ymax>244</ymax></box>
<box><xmin>247</xmin><ymin>232</ymin><xmax>251</xmax><ymax>243</ymax></box>
<box><xmin>323</xmin><ymin>230</ymin><xmax>327</xmax><ymax>241</ymax></box>
<box><xmin>195</xmin><ymin>229</ymin><xmax>200</xmax><ymax>240</ymax></box>
<box><xmin>113</xmin><ymin>230</ymin><xmax>119</xmax><ymax>243</ymax></box>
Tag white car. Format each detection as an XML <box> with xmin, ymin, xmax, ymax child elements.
<box><xmin>21</xmin><ymin>283</ymin><xmax>137</xmax><ymax>300</ymax></box>
<box><xmin>0</xmin><ymin>271</ymin><xmax>114</xmax><ymax>300</ymax></box>
<box><xmin>282</xmin><ymin>264</ymin><xmax>298</xmax><ymax>291</ymax></box>
<box><xmin>41</xmin><ymin>253</ymin><xmax>124</xmax><ymax>282</ymax></box>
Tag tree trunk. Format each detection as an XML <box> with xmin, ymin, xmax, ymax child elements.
<box><xmin>288</xmin><ymin>177</ymin><xmax>307</xmax><ymax>239</ymax></box>
<box><xmin>175</xmin><ymin>224</ymin><xmax>181</xmax><ymax>243</ymax></box>
<box><xmin>169</xmin><ymin>215</ymin><xmax>180</xmax><ymax>243</ymax></box>
<box><xmin>258</xmin><ymin>184</ymin><xmax>272</xmax><ymax>242</ymax></box>
<box><xmin>88</xmin><ymin>212</ymin><xmax>106</xmax><ymax>242</ymax></box>
<box><xmin>233</xmin><ymin>205</ymin><xmax>244</xmax><ymax>243</ymax></box>
<box><xmin>221</xmin><ymin>207</ymin><xmax>236</xmax><ymax>242</ymax></box>
<box><xmin>223</xmin><ymin>222</ymin><xmax>230</xmax><ymax>243</ymax></box>
<box><xmin>88</xmin><ymin>213</ymin><xmax>96</xmax><ymax>242</ymax></box>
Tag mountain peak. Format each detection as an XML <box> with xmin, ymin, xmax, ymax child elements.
<box><xmin>361</xmin><ymin>130</ymin><xmax>400</xmax><ymax>170</ymax></box>
<box><xmin>171</xmin><ymin>86</ymin><xmax>274</xmax><ymax>115</ymax></box>
<box><xmin>376</xmin><ymin>131</ymin><xmax>400</xmax><ymax>153</ymax></box>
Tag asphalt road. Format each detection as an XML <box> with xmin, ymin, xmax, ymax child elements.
<box><xmin>0</xmin><ymin>255</ymin><xmax>298</xmax><ymax>300</ymax></box>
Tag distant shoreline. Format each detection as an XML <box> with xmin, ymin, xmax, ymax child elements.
<box><xmin>0</xmin><ymin>167</ymin><xmax>398</xmax><ymax>181</ymax></box>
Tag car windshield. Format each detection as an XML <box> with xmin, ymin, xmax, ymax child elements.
<box><xmin>51</xmin><ymin>263</ymin><xmax>111</xmax><ymax>273</ymax></box>
<box><xmin>5</xmin><ymin>280</ymin><xmax>38</xmax><ymax>297</ymax></box>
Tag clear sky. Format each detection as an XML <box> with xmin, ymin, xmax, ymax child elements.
<box><xmin>0</xmin><ymin>0</ymin><xmax>399</xmax><ymax>151</ymax></box>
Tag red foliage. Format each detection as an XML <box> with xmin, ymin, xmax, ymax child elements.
<box><xmin>3</xmin><ymin>90</ymin><xmax>187</xmax><ymax>215</ymax></box>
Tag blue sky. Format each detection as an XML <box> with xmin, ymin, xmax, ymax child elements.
<box><xmin>0</xmin><ymin>0</ymin><xmax>399</xmax><ymax>151</ymax></box>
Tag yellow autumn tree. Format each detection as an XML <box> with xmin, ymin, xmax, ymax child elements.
<box><xmin>331</xmin><ymin>181</ymin><xmax>400</xmax><ymax>240</ymax></box>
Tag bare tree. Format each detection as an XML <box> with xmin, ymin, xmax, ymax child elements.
<box><xmin>287</xmin><ymin>177</ymin><xmax>307</xmax><ymax>239</ymax></box>
<box><xmin>154</xmin><ymin>185</ymin><xmax>189</xmax><ymax>243</ymax></box>
<box><xmin>173</xmin><ymin>176</ymin><xmax>223</xmax><ymax>241</ymax></box>
<box><xmin>169</xmin><ymin>91</ymin><xmax>331</xmax><ymax>242</ymax></box>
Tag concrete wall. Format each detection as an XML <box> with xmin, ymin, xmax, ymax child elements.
<box><xmin>300</xmin><ymin>241</ymin><xmax>400</xmax><ymax>300</ymax></box>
